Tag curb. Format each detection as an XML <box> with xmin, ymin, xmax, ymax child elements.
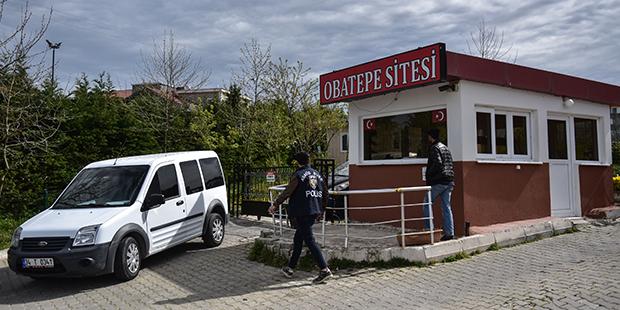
<box><xmin>260</xmin><ymin>217</ymin><xmax>581</xmax><ymax>265</ymax></box>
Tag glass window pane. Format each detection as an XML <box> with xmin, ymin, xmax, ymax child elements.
<box><xmin>341</xmin><ymin>134</ymin><xmax>348</xmax><ymax>152</ymax></box>
<box><xmin>199</xmin><ymin>158</ymin><xmax>225</xmax><ymax>189</ymax></box>
<box><xmin>180</xmin><ymin>160</ymin><xmax>204</xmax><ymax>194</ymax></box>
<box><xmin>547</xmin><ymin>120</ymin><xmax>568</xmax><ymax>159</ymax></box>
<box><xmin>148</xmin><ymin>164</ymin><xmax>179</xmax><ymax>199</ymax></box>
<box><xmin>476</xmin><ymin>112</ymin><xmax>492</xmax><ymax>154</ymax></box>
<box><xmin>53</xmin><ymin>166</ymin><xmax>149</xmax><ymax>208</ymax></box>
<box><xmin>574</xmin><ymin>118</ymin><xmax>598</xmax><ymax>161</ymax></box>
<box><xmin>513</xmin><ymin>116</ymin><xmax>528</xmax><ymax>155</ymax></box>
<box><xmin>363</xmin><ymin>110</ymin><xmax>447</xmax><ymax>160</ymax></box>
<box><xmin>495</xmin><ymin>114</ymin><xmax>507</xmax><ymax>154</ymax></box>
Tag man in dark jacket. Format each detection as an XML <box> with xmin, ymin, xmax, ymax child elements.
<box><xmin>269</xmin><ymin>152</ymin><xmax>332</xmax><ymax>284</ymax></box>
<box><xmin>424</xmin><ymin>128</ymin><xmax>455</xmax><ymax>241</ymax></box>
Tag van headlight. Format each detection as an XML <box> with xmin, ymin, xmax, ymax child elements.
<box><xmin>10</xmin><ymin>227</ymin><xmax>22</xmax><ymax>248</ymax></box>
<box><xmin>73</xmin><ymin>225</ymin><xmax>100</xmax><ymax>247</ymax></box>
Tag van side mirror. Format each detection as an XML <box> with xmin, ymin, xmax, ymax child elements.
<box><xmin>141</xmin><ymin>194</ymin><xmax>165</xmax><ymax>212</ymax></box>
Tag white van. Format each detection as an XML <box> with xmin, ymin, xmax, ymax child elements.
<box><xmin>8</xmin><ymin>151</ymin><xmax>228</xmax><ymax>281</ymax></box>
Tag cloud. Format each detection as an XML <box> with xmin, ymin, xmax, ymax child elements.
<box><xmin>3</xmin><ymin>0</ymin><xmax>618</xmax><ymax>91</ymax></box>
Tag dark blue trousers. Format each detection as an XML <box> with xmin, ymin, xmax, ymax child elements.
<box><xmin>288</xmin><ymin>215</ymin><xmax>327</xmax><ymax>269</ymax></box>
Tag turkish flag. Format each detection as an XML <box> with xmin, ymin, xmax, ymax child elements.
<box><xmin>432</xmin><ymin>109</ymin><xmax>447</xmax><ymax>123</ymax></box>
<box><xmin>364</xmin><ymin>119</ymin><xmax>376</xmax><ymax>131</ymax></box>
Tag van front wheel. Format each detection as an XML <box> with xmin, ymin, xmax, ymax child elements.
<box><xmin>203</xmin><ymin>213</ymin><xmax>224</xmax><ymax>248</ymax></box>
<box><xmin>114</xmin><ymin>236</ymin><xmax>141</xmax><ymax>281</ymax></box>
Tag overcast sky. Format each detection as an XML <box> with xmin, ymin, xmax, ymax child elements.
<box><xmin>3</xmin><ymin>0</ymin><xmax>620</xmax><ymax>91</ymax></box>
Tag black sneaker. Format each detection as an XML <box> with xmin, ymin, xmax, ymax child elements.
<box><xmin>312</xmin><ymin>269</ymin><xmax>332</xmax><ymax>284</ymax></box>
<box><xmin>440</xmin><ymin>235</ymin><xmax>454</xmax><ymax>241</ymax></box>
<box><xmin>281</xmin><ymin>267</ymin><xmax>294</xmax><ymax>278</ymax></box>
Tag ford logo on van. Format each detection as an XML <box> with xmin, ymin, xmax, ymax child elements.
<box><xmin>38</xmin><ymin>241</ymin><xmax>48</xmax><ymax>247</ymax></box>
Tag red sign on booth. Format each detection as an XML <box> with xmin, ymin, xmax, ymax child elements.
<box><xmin>320</xmin><ymin>43</ymin><xmax>447</xmax><ymax>105</ymax></box>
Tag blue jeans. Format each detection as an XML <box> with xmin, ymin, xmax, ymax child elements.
<box><xmin>423</xmin><ymin>182</ymin><xmax>455</xmax><ymax>236</ymax></box>
<box><xmin>288</xmin><ymin>215</ymin><xmax>328</xmax><ymax>270</ymax></box>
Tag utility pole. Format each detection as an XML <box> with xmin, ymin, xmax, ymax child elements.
<box><xmin>46</xmin><ymin>39</ymin><xmax>62</xmax><ymax>82</ymax></box>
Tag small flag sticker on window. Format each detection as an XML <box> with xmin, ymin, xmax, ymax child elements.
<box><xmin>364</xmin><ymin>119</ymin><xmax>376</xmax><ymax>131</ymax></box>
<box><xmin>432</xmin><ymin>109</ymin><xmax>447</xmax><ymax>123</ymax></box>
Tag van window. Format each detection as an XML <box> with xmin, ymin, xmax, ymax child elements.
<box><xmin>52</xmin><ymin>165</ymin><xmax>149</xmax><ymax>209</ymax></box>
<box><xmin>147</xmin><ymin>164</ymin><xmax>179</xmax><ymax>199</ymax></box>
<box><xmin>180</xmin><ymin>160</ymin><xmax>204</xmax><ymax>194</ymax></box>
<box><xmin>199</xmin><ymin>158</ymin><xmax>225</xmax><ymax>189</ymax></box>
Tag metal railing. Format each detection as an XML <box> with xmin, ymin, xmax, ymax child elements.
<box><xmin>268</xmin><ymin>185</ymin><xmax>438</xmax><ymax>248</ymax></box>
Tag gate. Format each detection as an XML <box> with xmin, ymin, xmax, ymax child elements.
<box><xmin>227</xmin><ymin>159</ymin><xmax>336</xmax><ymax>218</ymax></box>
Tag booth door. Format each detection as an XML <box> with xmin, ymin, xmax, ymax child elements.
<box><xmin>547</xmin><ymin>116</ymin><xmax>579</xmax><ymax>217</ymax></box>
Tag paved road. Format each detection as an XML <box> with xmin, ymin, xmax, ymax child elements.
<box><xmin>0</xmin><ymin>221</ymin><xmax>618</xmax><ymax>309</ymax></box>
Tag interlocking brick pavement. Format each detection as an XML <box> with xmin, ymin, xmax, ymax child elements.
<box><xmin>0</xmin><ymin>221</ymin><xmax>618</xmax><ymax>309</ymax></box>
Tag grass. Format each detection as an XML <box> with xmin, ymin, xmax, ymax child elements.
<box><xmin>0</xmin><ymin>216</ymin><xmax>28</xmax><ymax>249</ymax></box>
<box><xmin>247</xmin><ymin>240</ymin><xmax>431</xmax><ymax>271</ymax></box>
<box><xmin>441</xmin><ymin>251</ymin><xmax>472</xmax><ymax>263</ymax></box>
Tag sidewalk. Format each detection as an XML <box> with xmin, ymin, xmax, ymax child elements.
<box><xmin>252</xmin><ymin>215</ymin><xmax>587</xmax><ymax>264</ymax></box>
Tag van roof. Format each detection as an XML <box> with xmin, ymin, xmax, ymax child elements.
<box><xmin>84</xmin><ymin>151</ymin><xmax>218</xmax><ymax>169</ymax></box>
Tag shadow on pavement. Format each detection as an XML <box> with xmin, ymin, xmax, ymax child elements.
<box><xmin>146</xmin><ymin>241</ymin><xmax>316</xmax><ymax>305</ymax></box>
<box><xmin>0</xmin><ymin>239</ymin><xmax>325</xmax><ymax>306</ymax></box>
<box><xmin>0</xmin><ymin>265</ymin><xmax>119</xmax><ymax>304</ymax></box>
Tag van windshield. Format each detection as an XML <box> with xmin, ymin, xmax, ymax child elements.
<box><xmin>53</xmin><ymin>165</ymin><xmax>150</xmax><ymax>209</ymax></box>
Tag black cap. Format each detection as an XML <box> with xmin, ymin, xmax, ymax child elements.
<box><xmin>427</xmin><ymin>128</ymin><xmax>440</xmax><ymax>140</ymax></box>
<box><xmin>294</xmin><ymin>152</ymin><xmax>310</xmax><ymax>165</ymax></box>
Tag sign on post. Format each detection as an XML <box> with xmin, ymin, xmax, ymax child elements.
<box><xmin>266</xmin><ymin>171</ymin><xmax>276</xmax><ymax>183</ymax></box>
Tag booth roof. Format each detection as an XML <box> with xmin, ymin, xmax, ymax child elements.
<box><xmin>446</xmin><ymin>51</ymin><xmax>620</xmax><ymax>106</ymax></box>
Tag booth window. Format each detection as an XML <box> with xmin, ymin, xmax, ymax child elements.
<box><xmin>574</xmin><ymin>118</ymin><xmax>598</xmax><ymax>161</ymax></box>
<box><xmin>340</xmin><ymin>133</ymin><xmax>348</xmax><ymax>152</ymax></box>
<box><xmin>547</xmin><ymin>120</ymin><xmax>568</xmax><ymax>160</ymax></box>
<box><xmin>363</xmin><ymin>110</ymin><xmax>447</xmax><ymax>161</ymax></box>
<box><xmin>495</xmin><ymin>114</ymin><xmax>508</xmax><ymax>154</ymax></box>
<box><xmin>476</xmin><ymin>112</ymin><xmax>492</xmax><ymax>154</ymax></box>
<box><xmin>476</xmin><ymin>109</ymin><xmax>531</xmax><ymax>159</ymax></box>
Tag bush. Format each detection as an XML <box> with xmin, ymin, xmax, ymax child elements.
<box><xmin>0</xmin><ymin>216</ymin><xmax>29</xmax><ymax>249</ymax></box>
<box><xmin>613</xmin><ymin>142</ymin><xmax>620</xmax><ymax>164</ymax></box>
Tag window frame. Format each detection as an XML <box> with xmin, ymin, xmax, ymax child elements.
<box><xmin>147</xmin><ymin>163</ymin><xmax>181</xmax><ymax>201</ymax></box>
<box><xmin>340</xmin><ymin>133</ymin><xmax>349</xmax><ymax>153</ymax></box>
<box><xmin>180</xmin><ymin>160</ymin><xmax>205</xmax><ymax>195</ymax></box>
<box><xmin>199</xmin><ymin>157</ymin><xmax>226</xmax><ymax>190</ymax></box>
<box><xmin>573</xmin><ymin>116</ymin><xmax>600</xmax><ymax>163</ymax></box>
<box><xmin>475</xmin><ymin>107</ymin><xmax>533</xmax><ymax>161</ymax></box>
<box><xmin>360</xmin><ymin>106</ymin><xmax>448</xmax><ymax>165</ymax></box>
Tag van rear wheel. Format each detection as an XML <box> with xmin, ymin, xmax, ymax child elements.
<box><xmin>203</xmin><ymin>213</ymin><xmax>224</xmax><ymax>248</ymax></box>
<box><xmin>114</xmin><ymin>236</ymin><xmax>141</xmax><ymax>281</ymax></box>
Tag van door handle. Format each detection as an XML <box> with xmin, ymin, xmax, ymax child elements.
<box><xmin>176</xmin><ymin>200</ymin><xmax>184</xmax><ymax>206</ymax></box>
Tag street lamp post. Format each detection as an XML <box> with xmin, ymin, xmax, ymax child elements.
<box><xmin>42</xmin><ymin>40</ymin><xmax>61</xmax><ymax>209</ymax></box>
<box><xmin>46</xmin><ymin>39</ymin><xmax>61</xmax><ymax>82</ymax></box>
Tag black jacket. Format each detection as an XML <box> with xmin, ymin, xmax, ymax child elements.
<box><xmin>274</xmin><ymin>165</ymin><xmax>328</xmax><ymax>217</ymax></box>
<box><xmin>425</xmin><ymin>141</ymin><xmax>454</xmax><ymax>186</ymax></box>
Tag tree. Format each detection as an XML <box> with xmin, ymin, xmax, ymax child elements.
<box><xmin>260</xmin><ymin>57</ymin><xmax>345</xmax><ymax>155</ymax></box>
<box><xmin>138</xmin><ymin>30</ymin><xmax>210</xmax><ymax>89</ymax></box>
<box><xmin>234</xmin><ymin>38</ymin><xmax>271</xmax><ymax>104</ymax></box>
<box><xmin>291</xmin><ymin>103</ymin><xmax>346</xmax><ymax>155</ymax></box>
<box><xmin>133</xmin><ymin>30</ymin><xmax>212</xmax><ymax>152</ymax></box>
<box><xmin>127</xmin><ymin>89</ymin><xmax>189</xmax><ymax>153</ymax></box>
<box><xmin>0</xmin><ymin>1</ymin><xmax>61</xmax><ymax>201</ymax></box>
<box><xmin>467</xmin><ymin>18</ymin><xmax>518</xmax><ymax>62</ymax></box>
<box><xmin>262</xmin><ymin>58</ymin><xmax>317</xmax><ymax>112</ymax></box>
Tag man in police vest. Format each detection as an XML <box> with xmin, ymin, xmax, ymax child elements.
<box><xmin>269</xmin><ymin>152</ymin><xmax>332</xmax><ymax>284</ymax></box>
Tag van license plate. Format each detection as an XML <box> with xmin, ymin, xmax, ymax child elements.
<box><xmin>22</xmin><ymin>258</ymin><xmax>54</xmax><ymax>269</ymax></box>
